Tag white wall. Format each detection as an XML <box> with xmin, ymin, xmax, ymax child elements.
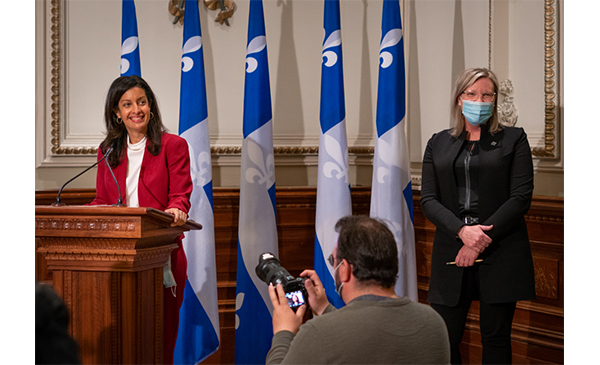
<box><xmin>36</xmin><ymin>0</ymin><xmax>563</xmax><ymax>196</ymax></box>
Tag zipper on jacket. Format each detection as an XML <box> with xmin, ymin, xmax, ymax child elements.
<box><xmin>464</xmin><ymin>142</ymin><xmax>475</xmax><ymax>213</ymax></box>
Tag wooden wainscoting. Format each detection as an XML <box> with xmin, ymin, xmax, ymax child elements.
<box><xmin>35</xmin><ymin>188</ymin><xmax>563</xmax><ymax>364</ymax></box>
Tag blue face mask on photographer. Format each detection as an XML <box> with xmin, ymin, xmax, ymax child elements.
<box><xmin>461</xmin><ymin>99</ymin><xmax>494</xmax><ymax>126</ymax></box>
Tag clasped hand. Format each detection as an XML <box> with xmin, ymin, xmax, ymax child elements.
<box><xmin>455</xmin><ymin>224</ymin><xmax>493</xmax><ymax>267</ymax></box>
<box><xmin>268</xmin><ymin>269</ymin><xmax>330</xmax><ymax>335</ymax></box>
<box><xmin>458</xmin><ymin>224</ymin><xmax>493</xmax><ymax>253</ymax></box>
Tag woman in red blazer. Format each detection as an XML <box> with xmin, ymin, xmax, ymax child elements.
<box><xmin>421</xmin><ymin>68</ymin><xmax>536</xmax><ymax>364</ymax></box>
<box><xmin>89</xmin><ymin>75</ymin><xmax>192</xmax><ymax>364</ymax></box>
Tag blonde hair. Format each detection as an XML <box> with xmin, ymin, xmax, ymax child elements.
<box><xmin>450</xmin><ymin>68</ymin><xmax>502</xmax><ymax>137</ymax></box>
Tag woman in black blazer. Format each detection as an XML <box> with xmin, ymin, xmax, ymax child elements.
<box><xmin>421</xmin><ymin>68</ymin><xmax>536</xmax><ymax>364</ymax></box>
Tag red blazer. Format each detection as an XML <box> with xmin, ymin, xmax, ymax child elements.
<box><xmin>89</xmin><ymin>133</ymin><xmax>192</xmax><ymax>214</ymax></box>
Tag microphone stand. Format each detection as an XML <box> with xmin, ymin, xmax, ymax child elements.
<box><xmin>105</xmin><ymin>157</ymin><xmax>126</xmax><ymax>207</ymax></box>
<box><xmin>52</xmin><ymin>148</ymin><xmax>114</xmax><ymax>206</ymax></box>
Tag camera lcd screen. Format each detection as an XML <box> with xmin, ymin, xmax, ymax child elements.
<box><xmin>285</xmin><ymin>290</ymin><xmax>305</xmax><ymax>308</ymax></box>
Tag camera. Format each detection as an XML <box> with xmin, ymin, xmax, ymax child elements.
<box><xmin>255</xmin><ymin>252</ymin><xmax>308</xmax><ymax>311</ymax></box>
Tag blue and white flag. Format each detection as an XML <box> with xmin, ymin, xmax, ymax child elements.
<box><xmin>370</xmin><ymin>0</ymin><xmax>418</xmax><ymax>302</ymax></box>
<box><xmin>120</xmin><ymin>0</ymin><xmax>141</xmax><ymax>76</ymax></box>
<box><xmin>314</xmin><ymin>0</ymin><xmax>351</xmax><ymax>310</ymax></box>
<box><xmin>235</xmin><ymin>1</ymin><xmax>277</xmax><ymax>364</ymax></box>
<box><xmin>175</xmin><ymin>0</ymin><xmax>220</xmax><ymax>363</ymax></box>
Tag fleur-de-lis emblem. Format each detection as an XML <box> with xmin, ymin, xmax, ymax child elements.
<box><xmin>323</xmin><ymin>134</ymin><xmax>349</xmax><ymax>184</ymax></box>
<box><xmin>120</xmin><ymin>36</ymin><xmax>139</xmax><ymax>74</ymax></box>
<box><xmin>245</xmin><ymin>139</ymin><xmax>275</xmax><ymax>187</ymax></box>
<box><xmin>246</xmin><ymin>36</ymin><xmax>266</xmax><ymax>73</ymax></box>
<box><xmin>322</xmin><ymin>29</ymin><xmax>341</xmax><ymax>67</ymax></box>
<box><xmin>379</xmin><ymin>28</ymin><xmax>402</xmax><ymax>69</ymax></box>
<box><xmin>190</xmin><ymin>145</ymin><xmax>211</xmax><ymax>188</ymax></box>
<box><xmin>181</xmin><ymin>36</ymin><xmax>202</xmax><ymax>72</ymax></box>
<box><xmin>376</xmin><ymin>137</ymin><xmax>401</xmax><ymax>184</ymax></box>
<box><xmin>235</xmin><ymin>292</ymin><xmax>245</xmax><ymax>329</ymax></box>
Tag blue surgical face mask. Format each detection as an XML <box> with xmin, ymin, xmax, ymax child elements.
<box><xmin>461</xmin><ymin>99</ymin><xmax>494</xmax><ymax>126</ymax></box>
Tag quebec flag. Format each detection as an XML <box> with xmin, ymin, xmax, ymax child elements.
<box><xmin>235</xmin><ymin>0</ymin><xmax>278</xmax><ymax>364</ymax></box>
<box><xmin>370</xmin><ymin>0</ymin><xmax>418</xmax><ymax>302</ymax></box>
<box><xmin>175</xmin><ymin>0</ymin><xmax>220</xmax><ymax>363</ymax></box>
<box><xmin>314</xmin><ymin>0</ymin><xmax>351</xmax><ymax>310</ymax></box>
<box><xmin>120</xmin><ymin>0</ymin><xmax>141</xmax><ymax>76</ymax></box>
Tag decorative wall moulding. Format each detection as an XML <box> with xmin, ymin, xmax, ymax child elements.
<box><xmin>209</xmin><ymin>146</ymin><xmax>373</xmax><ymax>156</ymax></box>
<box><xmin>533</xmin><ymin>0</ymin><xmax>560</xmax><ymax>159</ymax></box>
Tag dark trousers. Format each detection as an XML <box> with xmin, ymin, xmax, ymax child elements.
<box><xmin>431</xmin><ymin>267</ymin><xmax>517</xmax><ymax>365</ymax></box>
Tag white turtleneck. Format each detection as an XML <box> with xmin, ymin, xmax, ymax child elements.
<box><xmin>126</xmin><ymin>136</ymin><xmax>147</xmax><ymax>207</ymax></box>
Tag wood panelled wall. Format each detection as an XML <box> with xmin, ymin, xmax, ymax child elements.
<box><xmin>35</xmin><ymin>188</ymin><xmax>564</xmax><ymax>364</ymax></box>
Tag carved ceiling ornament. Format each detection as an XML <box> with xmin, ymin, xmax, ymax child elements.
<box><xmin>168</xmin><ymin>0</ymin><xmax>236</xmax><ymax>26</ymax></box>
<box><xmin>169</xmin><ymin>0</ymin><xmax>185</xmax><ymax>25</ymax></box>
<box><xmin>204</xmin><ymin>0</ymin><xmax>237</xmax><ymax>26</ymax></box>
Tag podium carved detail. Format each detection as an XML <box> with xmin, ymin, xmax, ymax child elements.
<box><xmin>36</xmin><ymin>217</ymin><xmax>138</xmax><ymax>233</ymax></box>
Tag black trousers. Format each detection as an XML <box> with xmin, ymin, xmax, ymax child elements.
<box><xmin>431</xmin><ymin>266</ymin><xmax>517</xmax><ymax>365</ymax></box>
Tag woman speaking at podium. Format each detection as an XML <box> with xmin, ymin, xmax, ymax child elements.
<box><xmin>88</xmin><ymin>75</ymin><xmax>192</xmax><ymax>364</ymax></box>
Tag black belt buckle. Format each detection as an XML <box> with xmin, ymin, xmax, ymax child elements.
<box><xmin>463</xmin><ymin>216</ymin><xmax>479</xmax><ymax>225</ymax></box>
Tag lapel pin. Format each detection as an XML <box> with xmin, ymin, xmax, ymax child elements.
<box><xmin>491</xmin><ymin>141</ymin><xmax>497</xmax><ymax>146</ymax></box>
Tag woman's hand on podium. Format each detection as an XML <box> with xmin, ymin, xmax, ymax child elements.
<box><xmin>165</xmin><ymin>208</ymin><xmax>188</xmax><ymax>226</ymax></box>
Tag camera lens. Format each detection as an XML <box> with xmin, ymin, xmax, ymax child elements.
<box><xmin>255</xmin><ymin>252</ymin><xmax>295</xmax><ymax>287</ymax></box>
<box><xmin>255</xmin><ymin>253</ymin><xmax>308</xmax><ymax>311</ymax></box>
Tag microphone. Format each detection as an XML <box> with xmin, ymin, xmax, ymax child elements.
<box><xmin>52</xmin><ymin>147</ymin><xmax>119</xmax><ymax>206</ymax></box>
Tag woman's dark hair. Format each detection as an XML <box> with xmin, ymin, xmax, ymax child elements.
<box><xmin>100</xmin><ymin>75</ymin><xmax>167</xmax><ymax>167</ymax></box>
<box><xmin>335</xmin><ymin>215</ymin><xmax>399</xmax><ymax>289</ymax></box>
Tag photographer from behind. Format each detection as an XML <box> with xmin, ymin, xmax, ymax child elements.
<box><xmin>266</xmin><ymin>215</ymin><xmax>451</xmax><ymax>364</ymax></box>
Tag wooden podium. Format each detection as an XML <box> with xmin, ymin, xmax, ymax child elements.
<box><xmin>35</xmin><ymin>206</ymin><xmax>202</xmax><ymax>364</ymax></box>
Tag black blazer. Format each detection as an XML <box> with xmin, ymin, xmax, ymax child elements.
<box><xmin>421</xmin><ymin>124</ymin><xmax>536</xmax><ymax>306</ymax></box>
